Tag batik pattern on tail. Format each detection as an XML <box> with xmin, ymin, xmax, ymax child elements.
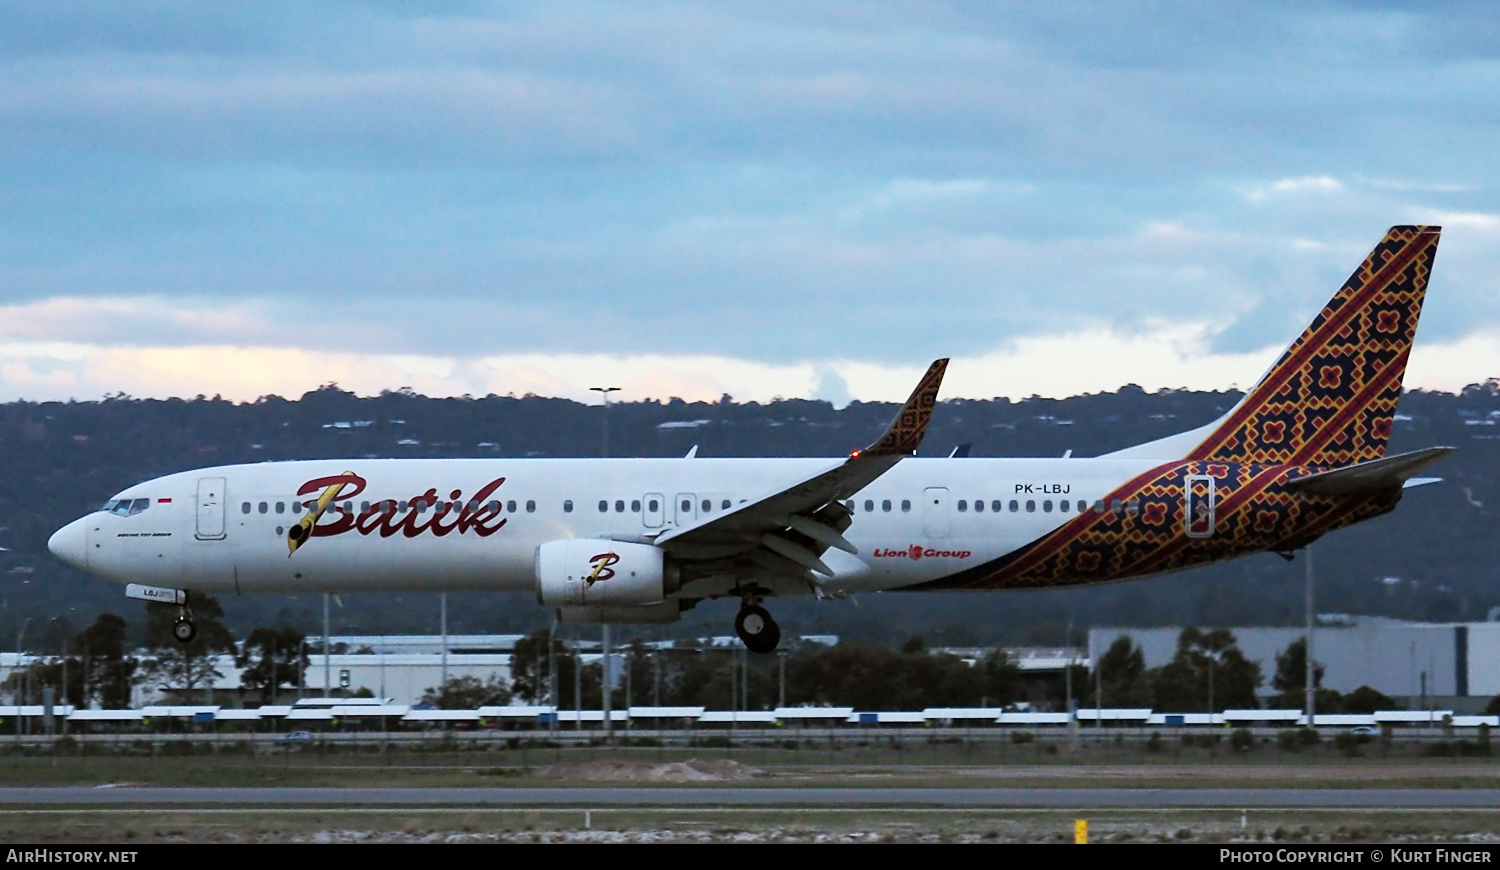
<box><xmin>916</xmin><ymin>226</ymin><xmax>1437</xmax><ymax>592</ymax></box>
<box><xmin>1187</xmin><ymin>226</ymin><xmax>1440</xmax><ymax>467</ymax></box>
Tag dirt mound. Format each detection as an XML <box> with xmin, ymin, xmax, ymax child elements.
<box><xmin>530</xmin><ymin>758</ymin><xmax>760</xmax><ymax>782</ymax></box>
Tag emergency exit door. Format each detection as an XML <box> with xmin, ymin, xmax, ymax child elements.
<box><xmin>195</xmin><ymin>476</ymin><xmax>227</xmax><ymax>540</ymax></box>
<box><xmin>922</xmin><ymin>487</ymin><xmax>951</xmax><ymax>539</ymax></box>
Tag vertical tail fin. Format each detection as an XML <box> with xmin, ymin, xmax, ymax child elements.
<box><xmin>1187</xmin><ymin>225</ymin><xmax>1441</xmax><ymax>467</ymax></box>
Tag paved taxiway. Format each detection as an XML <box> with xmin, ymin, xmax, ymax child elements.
<box><xmin>0</xmin><ymin>788</ymin><xmax>1496</xmax><ymax>808</ymax></box>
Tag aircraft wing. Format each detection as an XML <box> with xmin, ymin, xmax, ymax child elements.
<box><xmin>653</xmin><ymin>359</ymin><xmax>948</xmax><ymax>576</ymax></box>
<box><xmin>1284</xmin><ymin>446</ymin><xmax>1455</xmax><ymax>496</ymax></box>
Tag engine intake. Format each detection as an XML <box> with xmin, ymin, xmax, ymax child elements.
<box><xmin>534</xmin><ymin>539</ymin><xmax>678</xmax><ymax>607</ymax></box>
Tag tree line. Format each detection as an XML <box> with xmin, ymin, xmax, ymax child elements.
<box><xmin>502</xmin><ymin>627</ymin><xmax>1414</xmax><ymax>714</ymax></box>
<box><xmin>3</xmin><ymin>595</ymin><xmax>309</xmax><ymax>708</ymax></box>
<box><xmin>0</xmin><ymin>603</ymin><xmax>1459</xmax><ymax>715</ymax></box>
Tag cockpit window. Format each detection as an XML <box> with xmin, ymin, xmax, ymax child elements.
<box><xmin>104</xmin><ymin>498</ymin><xmax>150</xmax><ymax>517</ymax></box>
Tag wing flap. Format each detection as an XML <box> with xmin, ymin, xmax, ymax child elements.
<box><xmin>1284</xmin><ymin>446</ymin><xmax>1455</xmax><ymax>496</ymax></box>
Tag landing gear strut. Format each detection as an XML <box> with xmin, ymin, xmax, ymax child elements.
<box><xmin>172</xmin><ymin>603</ymin><xmax>196</xmax><ymax>644</ymax></box>
<box><xmin>735</xmin><ymin>603</ymin><xmax>781</xmax><ymax>654</ymax></box>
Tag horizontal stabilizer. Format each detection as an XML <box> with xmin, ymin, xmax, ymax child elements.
<box><xmin>1285</xmin><ymin>447</ymin><xmax>1455</xmax><ymax>496</ymax></box>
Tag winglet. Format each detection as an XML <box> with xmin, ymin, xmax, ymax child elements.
<box><xmin>863</xmin><ymin>359</ymin><xmax>948</xmax><ymax>456</ymax></box>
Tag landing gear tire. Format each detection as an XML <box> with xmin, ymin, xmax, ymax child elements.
<box><xmin>735</xmin><ymin>605</ymin><xmax>781</xmax><ymax>654</ymax></box>
<box><xmin>172</xmin><ymin>618</ymin><xmax>196</xmax><ymax>644</ymax></box>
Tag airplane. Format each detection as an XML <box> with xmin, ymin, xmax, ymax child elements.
<box><xmin>48</xmin><ymin>225</ymin><xmax>1450</xmax><ymax>653</ymax></box>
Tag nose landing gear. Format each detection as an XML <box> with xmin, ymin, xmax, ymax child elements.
<box><xmin>735</xmin><ymin>603</ymin><xmax>781</xmax><ymax>654</ymax></box>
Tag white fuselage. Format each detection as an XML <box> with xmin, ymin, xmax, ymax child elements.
<box><xmin>58</xmin><ymin>456</ymin><xmax>1163</xmax><ymax>599</ymax></box>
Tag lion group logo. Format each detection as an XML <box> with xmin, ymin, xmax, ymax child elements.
<box><xmin>871</xmin><ymin>546</ymin><xmax>973</xmax><ymax>560</ymax></box>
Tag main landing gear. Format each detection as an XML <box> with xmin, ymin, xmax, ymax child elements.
<box><xmin>172</xmin><ymin>603</ymin><xmax>196</xmax><ymax>644</ymax></box>
<box><xmin>735</xmin><ymin>602</ymin><xmax>781</xmax><ymax>654</ymax></box>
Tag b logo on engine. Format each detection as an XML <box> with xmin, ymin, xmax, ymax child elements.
<box><xmin>586</xmin><ymin>552</ymin><xmax>620</xmax><ymax>586</ymax></box>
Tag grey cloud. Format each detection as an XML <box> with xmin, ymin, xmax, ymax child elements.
<box><xmin>0</xmin><ymin>2</ymin><xmax>1496</xmax><ymax>372</ymax></box>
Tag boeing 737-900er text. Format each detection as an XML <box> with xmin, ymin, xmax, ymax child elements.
<box><xmin>49</xmin><ymin>226</ymin><xmax>1452</xmax><ymax>652</ymax></box>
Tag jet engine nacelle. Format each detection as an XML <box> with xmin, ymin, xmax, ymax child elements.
<box><xmin>534</xmin><ymin>539</ymin><xmax>678</xmax><ymax>607</ymax></box>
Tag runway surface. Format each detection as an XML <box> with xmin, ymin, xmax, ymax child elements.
<box><xmin>0</xmin><ymin>787</ymin><xmax>1495</xmax><ymax>809</ymax></box>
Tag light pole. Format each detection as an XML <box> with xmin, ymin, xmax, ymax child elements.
<box><xmin>589</xmin><ymin>386</ymin><xmax>621</xmax><ymax>458</ymax></box>
<box><xmin>1305</xmin><ymin>545</ymin><xmax>1316</xmax><ymax>727</ymax></box>
<box><xmin>323</xmin><ymin>594</ymin><xmax>331</xmax><ymax>698</ymax></box>
<box><xmin>590</xmin><ymin>385</ymin><xmax>621</xmax><ymax>739</ymax></box>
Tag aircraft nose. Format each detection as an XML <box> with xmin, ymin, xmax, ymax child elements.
<box><xmin>47</xmin><ymin>518</ymin><xmax>88</xmax><ymax>571</ymax></box>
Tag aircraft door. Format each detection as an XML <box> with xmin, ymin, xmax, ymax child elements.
<box><xmin>1184</xmin><ymin>474</ymin><xmax>1215</xmax><ymax>539</ymax></box>
<box><xmin>195</xmin><ymin>476</ymin><xmax>227</xmax><ymax>541</ymax></box>
<box><xmin>922</xmin><ymin>487</ymin><xmax>951</xmax><ymax>539</ymax></box>
<box><xmin>674</xmin><ymin>492</ymin><xmax>697</xmax><ymax>527</ymax></box>
<box><xmin>642</xmin><ymin>493</ymin><xmax>664</xmax><ymax>529</ymax></box>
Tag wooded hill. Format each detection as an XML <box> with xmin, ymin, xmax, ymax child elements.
<box><xmin>2</xmin><ymin>380</ymin><xmax>1497</xmax><ymax>651</ymax></box>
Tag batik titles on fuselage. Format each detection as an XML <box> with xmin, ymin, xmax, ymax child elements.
<box><xmin>292</xmin><ymin>472</ymin><xmax>510</xmax><ymax>540</ymax></box>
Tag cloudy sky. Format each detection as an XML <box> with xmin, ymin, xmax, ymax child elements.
<box><xmin>2</xmin><ymin>1</ymin><xmax>1498</xmax><ymax>406</ymax></box>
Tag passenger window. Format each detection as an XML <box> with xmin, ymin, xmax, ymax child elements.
<box><xmin>598</xmin><ymin>500</ymin><xmax>608</xmax><ymax>513</ymax></box>
<box><xmin>631</xmin><ymin>500</ymin><xmax>641</xmax><ymax>512</ymax></box>
<box><xmin>1127</xmin><ymin>499</ymin><xmax>1140</xmax><ymax>516</ymax></box>
<box><xmin>974</xmin><ymin>500</ymin><xmax>984</xmax><ymax>513</ymax></box>
<box><xmin>1078</xmin><ymin>500</ymin><xmax>1088</xmax><ymax>513</ymax></box>
<box><xmin>864</xmin><ymin>500</ymin><xmax>874</xmax><ymax>513</ymax></box>
<box><xmin>292</xmin><ymin>502</ymin><xmax>303</xmax><ymax>514</ymax></box>
<box><xmin>398</xmin><ymin>501</ymin><xmax>409</xmax><ymax>512</ymax></box>
<box><xmin>526</xmin><ymin>500</ymin><xmax>536</xmax><ymax>513</ymax></box>
<box><xmin>275</xmin><ymin>502</ymin><xmax>285</xmax><ymax>514</ymax></box>
<box><xmin>418</xmin><ymin>502</ymin><xmax>429</xmax><ymax>514</ymax></box>
<box><xmin>1111</xmin><ymin>500</ymin><xmax>1123</xmax><ymax>516</ymax></box>
<box><xmin>992</xmin><ymin>500</ymin><xmax>1002</xmax><ymax>513</ymax></box>
<box><xmin>1094</xmin><ymin>500</ymin><xmax>1105</xmax><ymax>513</ymax></box>
<box><xmin>616</xmin><ymin>500</ymin><xmax>625</xmax><ymax>512</ymax></box>
<box><xmin>701</xmin><ymin>499</ymin><xmax>711</xmax><ymax>513</ymax></box>
<box><xmin>505</xmin><ymin>500</ymin><xmax>515</xmax><ymax>512</ymax></box>
<box><xmin>1009</xmin><ymin>500</ymin><xmax>1019</xmax><ymax>513</ymax></box>
<box><xmin>722</xmin><ymin>499</ymin><xmax>731</xmax><ymax>510</ymax></box>
<box><xmin>1043</xmin><ymin>500</ymin><xmax>1053</xmax><ymax>512</ymax></box>
<box><xmin>360</xmin><ymin>501</ymin><xmax>370</xmax><ymax>513</ymax></box>
<box><xmin>646</xmin><ymin>499</ymin><xmax>658</xmax><ymax>512</ymax></box>
<box><xmin>957</xmin><ymin>500</ymin><xmax>968</xmax><ymax>512</ymax></box>
<box><xmin>258</xmin><ymin>502</ymin><xmax>268</xmax><ymax>514</ymax></box>
<box><xmin>882</xmin><ymin>500</ymin><xmax>892</xmax><ymax>512</ymax></box>
<box><xmin>564</xmin><ymin>500</ymin><xmax>574</xmax><ymax>513</ymax></box>
<box><xmin>241</xmin><ymin>502</ymin><xmax>251</xmax><ymax>514</ymax></box>
<box><xmin>901</xmin><ymin>499</ymin><xmax>911</xmax><ymax>512</ymax></box>
<box><xmin>1026</xmin><ymin>500</ymin><xmax>1036</xmax><ymax>513</ymax></box>
<box><xmin>1059</xmin><ymin>500</ymin><xmax>1070</xmax><ymax>514</ymax></box>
